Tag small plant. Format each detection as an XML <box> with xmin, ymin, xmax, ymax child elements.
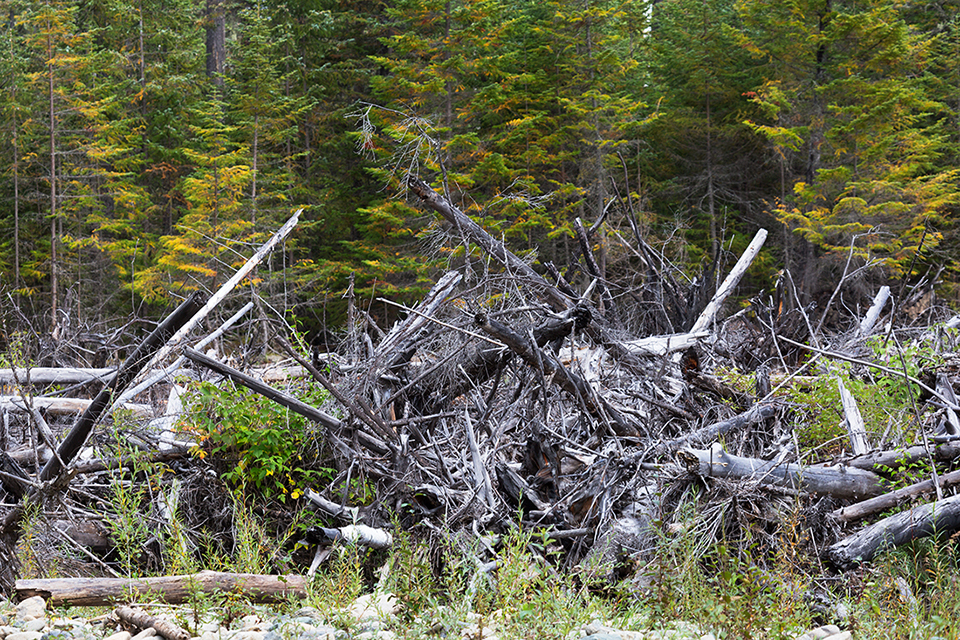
<box><xmin>179</xmin><ymin>380</ymin><xmax>335</xmax><ymax>503</ymax></box>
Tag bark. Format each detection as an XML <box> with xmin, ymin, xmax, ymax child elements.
<box><xmin>678</xmin><ymin>443</ymin><xmax>884</xmax><ymax>500</ymax></box>
<box><xmin>15</xmin><ymin>571</ymin><xmax>307</xmax><ymax>607</ymax></box>
<box><xmin>827</xmin><ymin>493</ymin><xmax>960</xmax><ymax>569</ymax></box>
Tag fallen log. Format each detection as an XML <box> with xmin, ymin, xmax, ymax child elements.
<box><xmin>678</xmin><ymin>443</ymin><xmax>884</xmax><ymax>500</ymax></box>
<box><xmin>827</xmin><ymin>493</ymin><xmax>960</xmax><ymax>569</ymax></box>
<box><xmin>0</xmin><ymin>368</ymin><xmax>116</xmax><ymax>386</ymax></box>
<box><xmin>116</xmin><ymin>606</ymin><xmax>190</xmax><ymax>640</ymax></box>
<box><xmin>15</xmin><ymin>571</ymin><xmax>307</xmax><ymax>607</ymax></box>
<box><xmin>842</xmin><ymin>443</ymin><xmax>960</xmax><ymax>472</ymax></box>
<box><xmin>831</xmin><ymin>468</ymin><xmax>960</xmax><ymax>523</ymax></box>
<box><xmin>0</xmin><ymin>396</ymin><xmax>153</xmax><ymax>417</ymax></box>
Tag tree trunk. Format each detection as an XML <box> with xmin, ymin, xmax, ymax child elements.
<box><xmin>16</xmin><ymin>571</ymin><xmax>307</xmax><ymax>607</ymax></box>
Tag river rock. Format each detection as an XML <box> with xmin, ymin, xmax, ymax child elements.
<box><xmin>15</xmin><ymin>598</ymin><xmax>45</xmax><ymax>623</ymax></box>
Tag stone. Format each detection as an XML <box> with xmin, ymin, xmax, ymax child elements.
<box><xmin>131</xmin><ymin>629</ymin><xmax>157</xmax><ymax>640</ymax></box>
<box><xmin>826</xmin><ymin>634</ymin><xmax>851</xmax><ymax>640</ymax></box>
<box><xmin>15</xmin><ymin>598</ymin><xmax>46</xmax><ymax>623</ymax></box>
<box><xmin>297</xmin><ymin>625</ymin><xmax>340</xmax><ymax>640</ymax></box>
<box><xmin>0</xmin><ymin>626</ymin><xmax>21</xmax><ymax>638</ymax></box>
<box><xmin>347</xmin><ymin>593</ymin><xmax>398</xmax><ymax>624</ymax></box>
<box><xmin>104</xmin><ymin>631</ymin><xmax>132</xmax><ymax>640</ymax></box>
<box><xmin>228</xmin><ymin>631</ymin><xmax>264</xmax><ymax>640</ymax></box>
<box><xmin>22</xmin><ymin>621</ymin><xmax>45</xmax><ymax>633</ymax></box>
<box><xmin>354</xmin><ymin>632</ymin><xmax>395</xmax><ymax>640</ymax></box>
<box><xmin>241</xmin><ymin>616</ymin><xmax>262</xmax><ymax>631</ymax></box>
<box><xmin>580</xmin><ymin>635</ymin><xmax>623</xmax><ymax>640</ymax></box>
<box><xmin>6</xmin><ymin>632</ymin><xmax>44</xmax><ymax>640</ymax></box>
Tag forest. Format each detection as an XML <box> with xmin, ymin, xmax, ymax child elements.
<box><xmin>0</xmin><ymin>0</ymin><xmax>957</xmax><ymax>340</ymax></box>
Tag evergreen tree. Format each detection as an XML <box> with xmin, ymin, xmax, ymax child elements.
<box><xmin>737</xmin><ymin>0</ymin><xmax>959</xmax><ymax>294</ymax></box>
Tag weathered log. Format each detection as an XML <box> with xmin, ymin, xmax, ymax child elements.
<box><xmin>0</xmin><ymin>368</ymin><xmax>116</xmax><ymax>386</ymax></box>
<box><xmin>827</xmin><ymin>493</ymin><xmax>960</xmax><ymax>569</ymax></box>
<box><xmin>660</xmin><ymin>403</ymin><xmax>779</xmax><ymax>454</ymax></box>
<box><xmin>475</xmin><ymin>313</ymin><xmax>637</xmax><ymax>436</ymax></box>
<box><xmin>831</xmin><ymin>468</ymin><xmax>960</xmax><ymax>523</ymax></box>
<box><xmin>622</xmin><ymin>331</ymin><xmax>708</xmax><ymax>357</ymax></box>
<box><xmin>116</xmin><ymin>606</ymin><xmax>191</xmax><ymax>640</ymax></box>
<box><xmin>15</xmin><ymin>571</ymin><xmax>307</xmax><ymax>607</ymax></box>
<box><xmin>0</xmin><ymin>396</ymin><xmax>153</xmax><ymax>417</ymax></box>
<box><xmin>858</xmin><ymin>286</ymin><xmax>890</xmax><ymax>338</ymax></box>
<box><xmin>842</xmin><ymin>443</ymin><xmax>960</xmax><ymax>472</ymax></box>
<box><xmin>678</xmin><ymin>443</ymin><xmax>884</xmax><ymax>500</ymax></box>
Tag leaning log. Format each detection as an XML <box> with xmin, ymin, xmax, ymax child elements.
<box><xmin>15</xmin><ymin>571</ymin><xmax>307</xmax><ymax>607</ymax></box>
<box><xmin>827</xmin><ymin>493</ymin><xmax>960</xmax><ymax>569</ymax></box>
<box><xmin>407</xmin><ymin>175</ymin><xmax>572</xmax><ymax>313</ymax></box>
<box><xmin>38</xmin><ymin>292</ymin><xmax>206</xmax><ymax>485</ymax></box>
<box><xmin>689</xmin><ymin>229</ymin><xmax>767</xmax><ymax>334</ymax></box>
<box><xmin>182</xmin><ymin>347</ymin><xmax>392</xmax><ymax>456</ymax></box>
<box><xmin>678</xmin><ymin>443</ymin><xmax>884</xmax><ymax>500</ymax></box>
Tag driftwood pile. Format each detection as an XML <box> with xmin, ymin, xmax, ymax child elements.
<box><xmin>2</xmin><ymin>182</ymin><xmax>960</xmax><ymax>608</ymax></box>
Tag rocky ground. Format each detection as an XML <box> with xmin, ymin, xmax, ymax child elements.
<box><xmin>0</xmin><ymin>593</ymin><xmax>854</xmax><ymax>640</ymax></box>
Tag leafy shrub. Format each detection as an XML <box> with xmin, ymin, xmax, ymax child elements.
<box><xmin>179</xmin><ymin>380</ymin><xmax>334</xmax><ymax>502</ymax></box>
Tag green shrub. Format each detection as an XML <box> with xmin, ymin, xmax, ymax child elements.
<box><xmin>179</xmin><ymin>380</ymin><xmax>335</xmax><ymax>503</ymax></box>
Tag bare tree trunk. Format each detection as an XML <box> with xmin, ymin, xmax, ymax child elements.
<box><xmin>205</xmin><ymin>0</ymin><xmax>226</xmax><ymax>86</ymax></box>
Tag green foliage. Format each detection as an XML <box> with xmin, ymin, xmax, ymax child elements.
<box><xmin>179</xmin><ymin>380</ymin><xmax>334</xmax><ymax>503</ymax></box>
<box><xmin>785</xmin><ymin>339</ymin><xmax>921</xmax><ymax>456</ymax></box>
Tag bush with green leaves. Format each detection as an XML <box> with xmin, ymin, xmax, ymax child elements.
<box><xmin>179</xmin><ymin>380</ymin><xmax>334</xmax><ymax>503</ymax></box>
